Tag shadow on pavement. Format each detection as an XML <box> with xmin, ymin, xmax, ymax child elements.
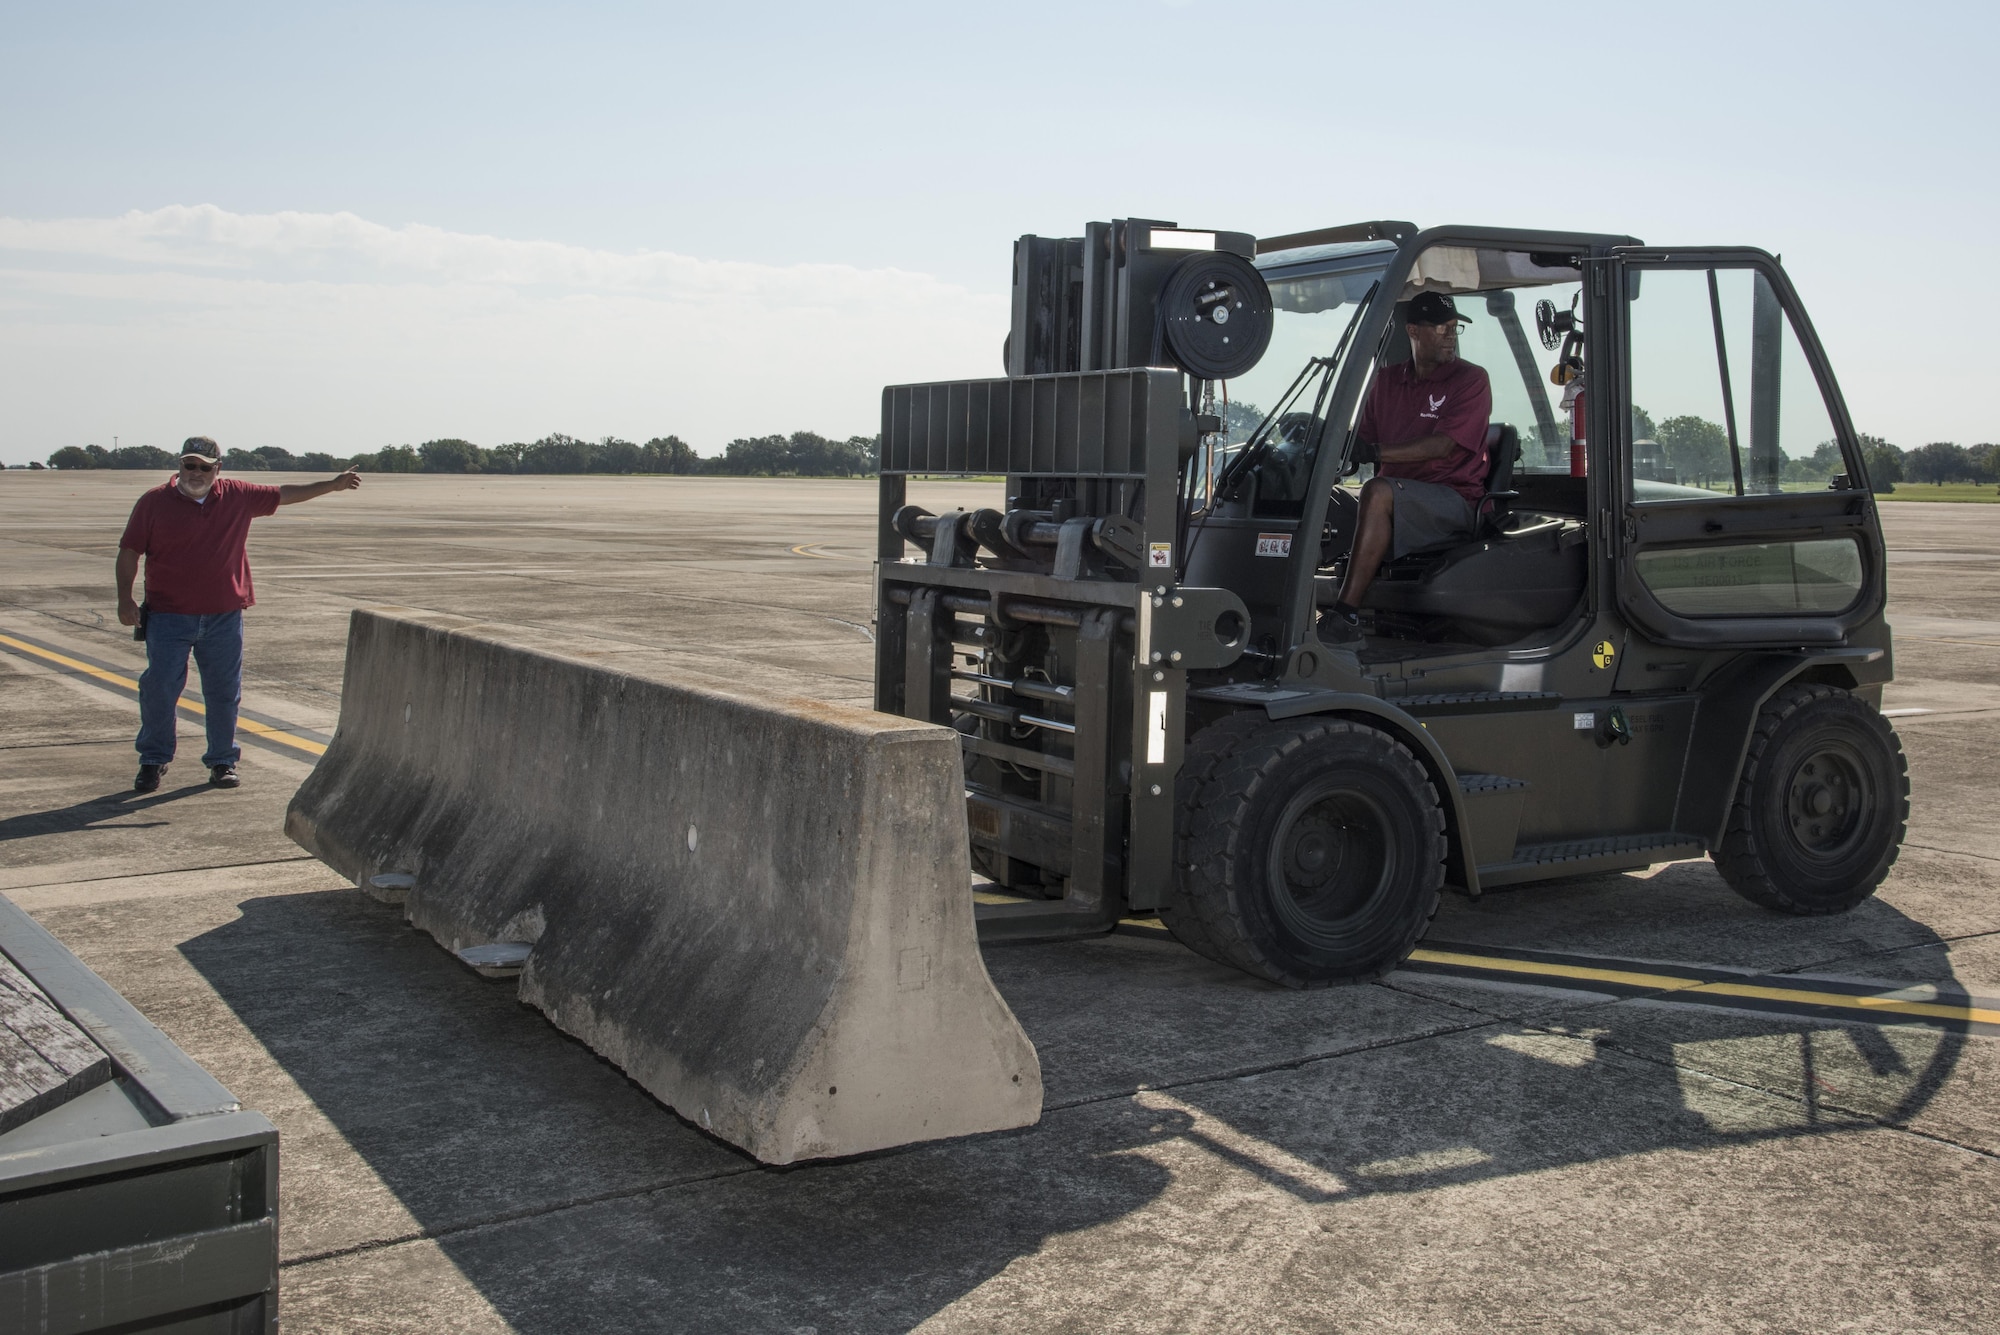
<box><xmin>176</xmin><ymin>888</ymin><xmax>1174</xmax><ymax>1330</ymax></box>
<box><xmin>0</xmin><ymin>783</ymin><xmax>211</xmax><ymax>843</ymax></box>
<box><xmin>176</xmin><ymin>855</ymin><xmax>1971</xmax><ymax>1332</ymax></box>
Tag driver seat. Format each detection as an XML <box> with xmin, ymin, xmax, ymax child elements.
<box><xmin>1349</xmin><ymin>422</ymin><xmax>1586</xmax><ymax>644</ymax></box>
<box><xmin>1387</xmin><ymin>421</ymin><xmax>1520</xmax><ymax>558</ymax></box>
<box><xmin>1470</xmin><ymin>422</ymin><xmax>1521</xmax><ymax>538</ymax></box>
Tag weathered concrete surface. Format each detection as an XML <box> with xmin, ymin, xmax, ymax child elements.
<box><xmin>1</xmin><ymin>475</ymin><xmax>1995</xmax><ymax>1332</ymax></box>
<box><xmin>287</xmin><ymin>606</ymin><xmax>1040</xmax><ymax>1163</ymax></box>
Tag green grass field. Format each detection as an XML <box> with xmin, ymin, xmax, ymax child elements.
<box><xmin>1690</xmin><ymin>480</ymin><xmax>2000</xmax><ymax>502</ymax></box>
<box><xmin>1876</xmin><ymin>482</ymin><xmax>2000</xmax><ymax>503</ymax></box>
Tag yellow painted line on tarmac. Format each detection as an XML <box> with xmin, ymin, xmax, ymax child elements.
<box><xmin>0</xmin><ymin>632</ymin><xmax>327</xmax><ymax>758</ymax></box>
<box><xmin>789</xmin><ymin>543</ymin><xmax>863</xmax><ymax>561</ymax></box>
<box><xmin>1109</xmin><ymin>922</ymin><xmax>1999</xmax><ymax>1030</ymax></box>
<box><xmin>231</xmin><ymin>718</ymin><xmax>327</xmax><ymax>757</ymax></box>
<box><xmin>1407</xmin><ymin>947</ymin><xmax>2000</xmax><ymax>1028</ymax></box>
<box><xmin>1689</xmin><ymin>980</ymin><xmax>2000</xmax><ymax>1027</ymax></box>
<box><xmin>0</xmin><ymin>632</ymin><xmax>141</xmax><ymax>696</ymax></box>
<box><xmin>1408</xmin><ymin>948</ymin><xmax>1714</xmax><ymax>995</ymax></box>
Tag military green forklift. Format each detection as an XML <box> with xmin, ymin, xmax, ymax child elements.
<box><xmin>874</xmin><ymin>219</ymin><xmax>1907</xmax><ymax>987</ymax></box>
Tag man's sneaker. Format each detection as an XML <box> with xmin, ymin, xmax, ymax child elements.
<box><xmin>1318</xmin><ymin>609</ymin><xmax>1365</xmax><ymax>646</ymax></box>
<box><xmin>209</xmin><ymin>764</ymin><xmax>241</xmax><ymax>789</ymax></box>
<box><xmin>134</xmin><ymin>763</ymin><xmax>167</xmax><ymax>794</ymax></box>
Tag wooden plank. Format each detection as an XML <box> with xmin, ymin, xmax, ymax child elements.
<box><xmin>0</xmin><ymin>949</ymin><xmax>113</xmax><ymax>1134</ymax></box>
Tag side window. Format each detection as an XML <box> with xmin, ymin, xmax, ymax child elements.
<box><xmin>1625</xmin><ymin>267</ymin><xmax>1849</xmax><ymax>499</ymax></box>
<box><xmin>1624</xmin><ymin>266</ymin><xmax>1864</xmax><ymax>617</ymax></box>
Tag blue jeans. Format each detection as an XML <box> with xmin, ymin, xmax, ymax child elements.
<box><xmin>136</xmin><ymin>611</ymin><xmax>244</xmax><ymax>768</ymax></box>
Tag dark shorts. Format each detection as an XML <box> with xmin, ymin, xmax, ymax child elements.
<box><xmin>1383</xmin><ymin>477</ymin><xmax>1477</xmax><ymax>558</ymax></box>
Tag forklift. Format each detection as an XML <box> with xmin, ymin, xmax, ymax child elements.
<box><xmin>874</xmin><ymin>219</ymin><xmax>1907</xmax><ymax>987</ymax></box>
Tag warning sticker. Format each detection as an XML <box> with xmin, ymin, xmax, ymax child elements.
<box><xmin>1573</xmin><ymin>712</ymin><xmax>1595</xmax><ymax>730</ymax></box>
<box><xmin>1148</xmin><ymin>542</ymin><xmax>1173</xmax><ymax>568</ymax></box>
<box><xmin>1592</xmin><ymin>640</ymin><xmax>1617</xmax><ymax>670</ymax></box>
<box><xmin>1255</xmin><ymin>533</ymin><xmax>1292</xmax><ymax>558</ymax></box>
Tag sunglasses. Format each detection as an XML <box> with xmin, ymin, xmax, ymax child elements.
<box><xmin>180</xmin><ymin>459</ymin><xmax>217</xmax><ymax>473</ymax></box>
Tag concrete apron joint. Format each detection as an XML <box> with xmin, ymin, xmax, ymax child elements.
<box><xmin>2</xmin><ymin>854</ymin><xmax>319</xmax><ymax>894</ymax></box>
<box><xmin>1585</xmin><ymin>1030</ymin><xmax>2000</xmax><ymax>1164</ymax></box>
<box><xmin>1903</xmin><ymin>842</ymin><xmax>2000</xmax><ymax>866</ymax></box>
<box><xmin>279</xmin><ymin>1163</ymin><xmax>766</xmax><ymax>1272</ymax></box>
<box><xmin>1042</xmin><ymin>1011</ymin><xmax>1502</xmax><ymax>1114</ymax></box>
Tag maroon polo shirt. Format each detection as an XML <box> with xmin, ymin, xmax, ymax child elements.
<box><xmin>118</xmin><ymin>476</ymin><xmax>282</xmax><ymax>614</ymax></box>
<box><xmin>1356</xmin><ymin>356</ymin><xmax>1493</xmax><ymax>503</ymax></box>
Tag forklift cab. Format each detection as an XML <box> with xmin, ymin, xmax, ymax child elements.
<box><xmin>1184</xmin><ymin>226</ymin><xmax>1884</xmax><ymax>668</ymax></box>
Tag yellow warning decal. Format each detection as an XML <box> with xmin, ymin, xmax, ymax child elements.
<box><xmin>1592</xmin><ymin>640</ymin><xmax>1616</xmax><ymax>670</ymax></box>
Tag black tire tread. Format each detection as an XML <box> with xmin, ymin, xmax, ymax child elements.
<box><xmin>1714</xmin><ymin>683</ymin><xmax>1908</xmax><ymax>914</ymax></box>
<box><xmin>1163</xmin><ymin>713</ymin><xmax>1445</xmax><ymax>986</ymax></box>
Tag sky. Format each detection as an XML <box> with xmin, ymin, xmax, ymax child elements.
<box><xmin>3</xmin><ymin>0</ymin><xmax>1995</xmax><ymax>465</ymax></box>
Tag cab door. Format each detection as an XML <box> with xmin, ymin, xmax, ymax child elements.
<box><xmin>1606</xmin><ymin>249</ymin><xmax>1885</xmax><ymax>650</ymax></box>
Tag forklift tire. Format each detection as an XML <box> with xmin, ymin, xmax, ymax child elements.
<box><xmin>1165</xmin><ymin>715</ymin><xmax>1445</xmax><ymax>987</ymax></box>
<box><xmin>1715</xmin><ymin>683</ymin><xmax>1908</xmax><ymax>915</ymax></box>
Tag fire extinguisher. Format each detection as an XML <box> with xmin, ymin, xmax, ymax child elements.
<box><xmin>1563</xmin><ymin>381</ymin><xmax>1587</xmax><ymax>477</ymax></box>
<box><xmin>1551</xmin><ymin>333</ymin><xmax>1587</xmax><ymax>477</ymax></box>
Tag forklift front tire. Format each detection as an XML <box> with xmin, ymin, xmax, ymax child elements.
<box><xmin>1167</xmin><ymin>716</ymin><xmax>1446</xmax><ymax>987</ymax></box>
<box><xmin>1715</xmin><ymin>683</ymin><xmax>1909</xmax><ymax>915</ymax></box>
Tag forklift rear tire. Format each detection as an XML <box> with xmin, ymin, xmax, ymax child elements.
<box><xmin>1166</xmin><ymin>715</ymin><xmax>1445</xmax><ymax>987</ymax></box>
<box><xmin>1715</xmin><ymin>683</ymin><xmax>1908</xmax><ymax>915</ymax></box>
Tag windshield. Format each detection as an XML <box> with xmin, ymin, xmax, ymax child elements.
<box><xmin>1195</xmin><ymin>243</ymin><xmax>1393</xmax><ymax>516</ymax></box>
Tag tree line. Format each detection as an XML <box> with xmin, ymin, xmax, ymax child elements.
<box><xmin>41</xmin><ymin>431</ymin><xmax>881</xmax><ymax>478</ymax></box>
<box><xmin>1628</xmin><ymin>407</ymin><xmax>1997</xmax><ymax>492</ymax></box>
<box><xmin>33</xmin><ymin>422</ymin><xmax>1998</xmax><ymax>491</ymax></box>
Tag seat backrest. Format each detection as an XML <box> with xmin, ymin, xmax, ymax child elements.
<box><xmin>1380</xmin><ymin>302</ymin><xmax>1413</xmax><ymax>366</ymax></box>
<box><xmin>1483</xmin><ymin>422</ymin><xmax>1520</xmax><ymax>496</ymax></box>
<box><xmin>1476</xmin><ymin>423</ymin><xmax>1521</xmax><ymax>536</ymax></box>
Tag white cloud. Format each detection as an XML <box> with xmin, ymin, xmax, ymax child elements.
<box><xmin>0</xmin><ymin>205</ymin><xmax>1007</xmax><ymax>460</ymax></box>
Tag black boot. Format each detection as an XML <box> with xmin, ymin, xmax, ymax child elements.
<box><xmin>1319</xmin><ymin>604</ymin><xmax>1365</xmax><ymax>646</ymax></box>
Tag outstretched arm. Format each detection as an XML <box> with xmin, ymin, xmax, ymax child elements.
<box><xmin>116</xmin><ymin>548</ymin><xmax>142</xmax><ymax>625</ymax></box>
<box><xmin>278</xmin><ymin>469</ymin><xmax>363</xmax><ymax>505</ymax></box>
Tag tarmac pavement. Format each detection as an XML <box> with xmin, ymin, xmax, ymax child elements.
<box><xmin>2</xmin><ymin>472</ymin><xmax>1996</xmax><ymax>1333</ymax></box>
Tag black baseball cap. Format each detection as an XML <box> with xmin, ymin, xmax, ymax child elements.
<box><xmin>180</xmin><ymin>436</ymin><xmax>221</xmax><ymax>463</ymax></box>
<box><xmin>1406</xmin><ymin>292</ymin><xmax>1471</xmax><ymax>326</ymax></box>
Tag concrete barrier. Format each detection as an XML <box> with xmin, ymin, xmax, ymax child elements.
<box><xmin>286</xmin><ymin>607</ymin><xmax>1041</xmax><ymax>1164</ymax></box>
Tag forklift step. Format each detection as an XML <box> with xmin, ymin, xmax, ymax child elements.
<box><xmin>1479</xmin><ymin>832</ymin><xmax>1706</xmax><ymax>888</ymax></box>
<box><xmin>974</xmin><ymin>897</ymin><xmax>1121</xmax><ymax>945</ymax></box>
<box><xmin>1454</xmin><ymin>773</ymin><xmax>1529</xmax><ymax>867</ymax></box>
<box><xmin>1395</xmin><ymin>690</ymin><xmax>1562</xmax><ymax>716</ymax></box>
<box><xmin>1456</xmin><ymin>772</ymin><xmax>1528</xmax><ymax>794</ymax></box>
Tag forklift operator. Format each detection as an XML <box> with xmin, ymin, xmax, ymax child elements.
<box><xmin>1320</xmin><ymin>291</ymin><xmax>1493</xmax><ymax>645</ymax></box>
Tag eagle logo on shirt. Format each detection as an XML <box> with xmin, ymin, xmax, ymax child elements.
<box><xmin>1428</xmin><ymin>394</ymin><xmax>1447</xmax><ymax>412</ymax></box>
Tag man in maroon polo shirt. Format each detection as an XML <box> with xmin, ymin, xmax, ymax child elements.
<box><xmin>1321</xmin><ymin>291</ymin><xmax>1493</xmax><ymax>645</ymax></box>
<box><xmin>115</xmin><ymin>437</ymin><xmax>361</xmax><ymax>792</ymax></box>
